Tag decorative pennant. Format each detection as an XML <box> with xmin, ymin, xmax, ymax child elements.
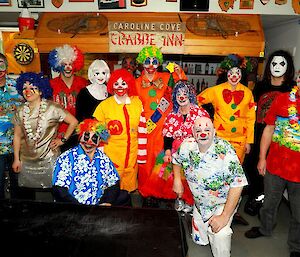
<box><xmin>292</xmin><ymin>0</ymin><xmax>300</xmax><ymax>14</ymax></box>
<box><xmin>218</xmin><ymin>0</ymin><xmax>236</xmax><ymax>12</ymax></box>
<box><xmin>275</xmin><ymin>0</ymin><xmax>287</xmax><ymax>5</ymax></box>
<box><xmin>260</xmin><ymin>0</ymin><xmax>269</xmax><ymax>4</ymax></box>
<box><xmin>52</xmin><ymin>0</ymin><xmax>63</xmax><ymax>8</ymax></box>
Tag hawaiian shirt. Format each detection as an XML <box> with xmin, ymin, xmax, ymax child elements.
<box><xmin>0</xmin><ymin>77</ymin><xmax>22</xmax><ymax>155</ymax></box>
<box><xmin>52</xmin><ymin>145</ymin><xmax>120</xmax><ymax>205</ymax></box>
<box><xmin>172</xmin><ymin>137</ymin><xmax>248</xmax><ymax>221</ymax></box>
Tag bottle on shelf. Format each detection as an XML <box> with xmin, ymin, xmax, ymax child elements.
<box><xmin>191</xmin><ymin>78</ymin><xmax>194</xmax><ymax>85</ymax></box>
<box><xmin>196</xmin><ymin>79</ymin><xmax>201</xmax><ymax>94</ymax></box>
<box><xmin>210</xmin><ymin>66</ymin><xmax>214</xmax><ymax>75</ymax></box>
<box><xmin>205</xmin><ymin>63</ymin><xmax>209</xmax><ymax>75</ymax></box>
<box><xmin>183</xmin><ymin>63</ymin><xmax>188</xmax><ymax>73</ymax></box>
<box><xmin>201</xmin><ymin>78</ymin><xmax>205</xmax><ymax>92</ymax></box>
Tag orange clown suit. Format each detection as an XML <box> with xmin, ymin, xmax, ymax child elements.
<box><xmin>93</xmin><ymin>96</ymin><xmax>146</xmax><ymax>192</ymax></box>
<box><xmin>198</xmin><ymin>81</ymin><xmax>256</xmax><ymax>163</ymax></box>
<box><xmin>135</xmin><ymin>70</ymin><xmax>187</xmax><ymax>196</ymax></box>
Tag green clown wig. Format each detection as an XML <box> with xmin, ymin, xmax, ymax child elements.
<box><xmin>136</xmin><ymin>46</ymin><xmax>163</xmax><ymax>65</ymax></box>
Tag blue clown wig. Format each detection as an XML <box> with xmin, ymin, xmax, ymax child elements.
<box><xmin>172</xmin><ymin>80</ymin><xmax>197</xmax><ymax>113</ymax></box>
<box><xmin>16</xmin><ymin>72</ymin><xmax>53</xmax><ymax>99</ymax></box>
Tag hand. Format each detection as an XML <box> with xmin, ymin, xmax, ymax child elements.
<box><xmin>173</xmin><ymin>178</ymin><xmax>184</xmax><ymax>198</ymax></box>
<box><xmin>257</xmin><ymin>158</ymin><xmax>267</xmax><ymax>176</ymax></box>
<box><xmin>163</xmin><ymin>149</ymin><xmax>172</xmax><ymax>163</ymax></box>
<box><xmin>12</xmin><ymin>159</ymin><xmax>22</xmax><ymax>173</ymax></box>
<box><xmin>50</xmin><ymin>138</ymin><xmax>64</xmax><ymax>150</ymax></box>
<box><xmin>174</xmin><ymin>63</ymin><xmax>182</xmax><ymax>78</ymax></box>
<box><xmin>99</xmin><ymin>203</ymin><xmax>112</xmax><ymax>207</ymax></box>
<box><xmin>208</xmin><ymin>214</ymin><xmax>229</xmax><ymax>233</ymax></box>
<box><xmin>244</xmin><ymin>143</ymin><xmax>251</xmax><ymax>154</ymax></box>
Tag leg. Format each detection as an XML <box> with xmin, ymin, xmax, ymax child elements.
<box><xmin>207</xmin><ymin>205</ymin><xmax>235</xmax><ymax>257</ymax></box>
<box><xmin>192</xmin><ymin>206</ymin><xmax>209</xmax><ymax>246</ymax></box>
<box><xmin>287</xmin><ymin>181</ymin><xmax>300</xmax><ymax>253</ymax></box>
<box><xmin>0</xmin><ymin>155</ymin><xmax>5</xmax><ymax>199</ymax></box>
<box><xmin>6</xmin><ymin>153</ymin><xmax>19</xmax><ymax>199</ymax></box>
<box><xmin>259</xmin><ymin>171</ymin><xmax>286</xmax><ymax>236</ymax></box>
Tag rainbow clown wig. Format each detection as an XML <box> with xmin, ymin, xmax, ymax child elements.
<box><xmin>16</xmin><ymin>72</ymin><xmax>53</xmax><ymax>99</ymax></box>
<box><xmin>76</xmin><ymin>118</ymin><xmax>110</xmax><ymax>142</ymax></box>
<box><xmin>48</xmin><ymin>44</ymin><xmax>84</xmax><ymax>73</ymax></box>
<box><xmin>172</xmin><ymin>80</ymin><xmax>197</xmax><ymax>113</ymax></box>
<box><xmin>107</xmin><ymin>68</ymin><xmax>137</xmax><ymax>96</ymax></box>
<box><xmin>136</xmin><ymin>46</ymin><xmax>163</xmax><ymax>65</ymax></box>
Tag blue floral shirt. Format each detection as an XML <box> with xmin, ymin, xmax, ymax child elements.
<box><xmin>0</xmin><ymin>77</ymin><xmax>22</xmax><ymax>155</ymax></box>
<box><xmin>173</xmin><ymin>137</ymin><xmax>248</xmax><ymax>221</ymax></box>
<box><xmin>52</xmin><ymin>145</ymin><xmax>120</xmax><ymax>205</ymax></box>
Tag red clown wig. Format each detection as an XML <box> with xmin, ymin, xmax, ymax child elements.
<box><xmin>107</xmin><ymin>68</ymin><xmax>137</xmax><ymax>96</ymax></box>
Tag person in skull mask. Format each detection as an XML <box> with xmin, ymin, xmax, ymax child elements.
<box><xmin>243</xmin><ymin>50</ymin><xmax>295</xmax><ymax>216</ymax></box>
<box><xmin>172</xmin><ymin>116</ymin><xmax>247</xmax><ymax>257</ymax></box>
<box><xmin>52</xmin><ymin>118</ymin><xmax>130</xmax><ymax>206</ymax></box>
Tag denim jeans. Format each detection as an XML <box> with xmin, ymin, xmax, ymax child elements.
<box><xmin>259</xmin><ymin>171</ymin><xmax>300</xmax><ymax>253</ymax></box>
<box><xmin>0</xmin><ymin>153</ymin><xmax>18</xmax><ymax>199</ymax></box>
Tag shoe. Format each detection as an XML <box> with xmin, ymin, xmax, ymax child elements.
<box><xmin>182</xmin><ymin>204</ymin><xmax>193</xmax><ymax>213</ymax></box>
<box><xmin>244</xmin><ymin>196</ymin><xmax>263</xmax><ymax>216</ymax></box>
<box><xmin>245</xmin><ymin>226</ymin><xmax>264</xmax><ymax>238</ymax></box>
<box><xmin>290</xmin><ymin>252</ymin><xmax>300</xmax><ymax>257</ymax></box>
<box><xmin>232</xmin><ymin>213</ymin><xmax>249</xmax><ymax>226</ymax></box>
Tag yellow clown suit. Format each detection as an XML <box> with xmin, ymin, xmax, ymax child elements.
<box><xmin>93</xmin><ymin>69</ymin><xmax>147</xmax><ymax>192</ymax></box>
<box><xmin>198</xmin><ymin>81</ymin><xmax>255</xmax><ymax>163</ymax></box>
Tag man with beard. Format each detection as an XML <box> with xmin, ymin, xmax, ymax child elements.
<box><xmin>48</xmin><ymin>44</ymin><xmax>88</xmax><ymax>151</ymax></box>
<box><xmin>52</xmin><ymin>119</ymin><xmax>128</xmax><ymax>206</ymax></box>
<box><xmin>172</xmin><ymin>116</ymin><xmax>247</xmax><ymax>257</ymax></box>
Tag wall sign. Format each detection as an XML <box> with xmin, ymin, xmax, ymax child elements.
<box><xmin>108</xmin><ymin>21</ymin><xmax>185</xmax><ymax>54</ymax></box>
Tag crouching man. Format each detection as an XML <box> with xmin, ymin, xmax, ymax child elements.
<box><xmin>172</xmin><ymin>116</ymin><xmax>248</xmax><ymax>257</ymax></box>
<box><xmin>52</xmin><ymin>118</ymin><xmax>130</xmax><ymax>206</ymax></box>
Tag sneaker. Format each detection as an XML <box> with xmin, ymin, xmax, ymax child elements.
<box><xmin>182</xmin><ymin>204</ymin><xmax>193</xmax><ymax>213</ymax></box>
<box><xmin>244</xmin><ymin>196</ymin><xmax>264</xmax><ymax>216</ymax></box>
<box><xmin>245</xmin><ymin>226</ymin><xmax>265</xmax><ymax>238</ymax></box>
<box><xmin>174</xmin><ymin>198</ymin><xmax>185</xmax><ymax>212</ymax></box>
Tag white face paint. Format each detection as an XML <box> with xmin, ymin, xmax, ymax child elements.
<box><xmin>227</xmin><ymin>67</ymin><xmax>242</xmax><ymax>86</ymax></box>
<box><xmin>113</xmin><ymin>77</ymin><xmax>128</xmax><ymax>97</ymax></box>
<box><xmin>176</xmin><ymin>87</ymin><xmax>190</xmax><ymax>107</ymax></box>
<box><xmin>270</xmin><ymin>56</ymin><xmax>287</xmax><ymax>78</ymax></box>
<box><xmin>193</xmin><ymin>117</ymin><xmax>215</xmax><ymax>152</ymax></box>
<box><xmin>91</xmin><ymin>67</ymin><xmax>109</xmax><ymax>85</ymax></box>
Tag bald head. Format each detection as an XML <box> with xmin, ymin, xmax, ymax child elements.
<box><xmin>193</xmin><ymin>116</ymin><xmax>215</xmax><ymax>152</ymax></box>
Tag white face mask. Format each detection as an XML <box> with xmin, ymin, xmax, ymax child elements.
<box><xmin>270</xmin><ymin>56</ymin><xmax>287</xmax><ymax>78</ymax></box>
<box><xmin>91</xmin><ymin>68</ymin><xmax>109</xmax><ymax>85</ymax></box>
<box><xmin>227</xmin><ymin>67</ymin><xmax>242</xmax><ymax>86</ymax></box>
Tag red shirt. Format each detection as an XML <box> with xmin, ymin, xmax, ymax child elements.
<box><xmin>264</xmin><ymin>92</ymin><xmax>300</xmax><ymax>182</ymax></box>
<box><xmin>50</xmin><ymin>75</ymin><xmax>88</xmax><ymax>135</ymax></box>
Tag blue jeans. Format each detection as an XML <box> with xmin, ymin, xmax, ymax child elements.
<box><xmin>0</xmin><ymin>153</ymin><xmax>18</xmax><ymax>199</ymax></box>
<box><xmin>259</xmin><ymin>171</ymin><xmax>300</xmax><ymax>253</ymax></box>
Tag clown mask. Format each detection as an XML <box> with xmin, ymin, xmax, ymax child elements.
<box><xmin>227</xmin><ymin>67</ymin><xmax>242</xmax><ymax>86</ymax></box>
<box><xmin>193</xmin><ymin>117</ymin><xmax>215</xmax><ymax>152</ymax></box>
<box><xmin>0</xmin><ymin>58</ymin><xmax>7</xmax><ymax>80</ymax></box>
<box><xmin>61</xmin><ymin>61</ymin><xmax>74</xmax><ymax>78</ymax></box>
<box><xmin>122</xmin><ymin>57</ymin><xmax>136</xmax><ymax>75</ymax></box>
<box><xmin>91</xmin><ymin>67</ymin><xmax>109</xmax><ymax>86</ymax></box>
<box><xmin>22</xmin><ymin>81</ymin><xmax>41</xmax><ymax>102</ymax></box>
<box><xmin>176</xmin><ymin>86</ymin><xmax>190</xmax><ymax>107</ymax></box>
<box><xmin>270</xmin><ymin>56</ymin><xmax>287</xmax><ymax>78</ymax></box>
<box><xmin>113</xmin><ymin>77</ymin><xmax>128</xmax><ymax>97</ymax></box>
<box><xmin>80</xmin><ymin>131</ymin><xmax>100</xmax><ymax>154</ymax></box>
<box><xmin>143</xmin><ymin>57</ymin><xmax>159</xmax><ymax>74</ymax></box>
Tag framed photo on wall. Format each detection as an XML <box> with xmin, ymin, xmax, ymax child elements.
<box><xmin>0</xmin><ymin>0</ymin><xmax>11</xmax><ymax>6</ymax></box>
<box><xmin>17</xmin><ymin>0</ymin><xmax>45</xmax><ymax>8</ymax></box>
<box><xmin>98</xmin><ymin>0</ymin><xmax>126</xmax><ymax>9</ymax></box>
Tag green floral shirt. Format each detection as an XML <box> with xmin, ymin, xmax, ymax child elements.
<box><xmin>173</xmin><ymin>136</ymin><xmax>247</xmax><ymax>221</ymax></box>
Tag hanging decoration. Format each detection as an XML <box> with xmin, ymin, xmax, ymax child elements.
<box><xmin>13</xmin><ymin>43</ymin><xmax>34</xmax><ymax>65</ymax></box>
<box><xmin>260</xmin><ymin>0</ymin><xmax>269</xmax><ymax>4</ymax></box>
<box><xmin>52</xmin><ymin>0</ymin><xmax>63</xmax><ymax>8</ymax></box>
<box><xmin>239</xmin><ymin>0</ymin><xmax>254</xmax><ymax>9</ymax></box>
<box><xmin>218</xmin><ymin>0</ymin><xmax>236</xmax><ymax>12</ymax></box>
<box><xmin>131</xmin><ymin>0</ymin><xmax>147</xmax><ymax>7</ymax></box>
<box><xmin>275</xmin><ymin>0</ymin><xmax>287</xmax><ymax>4</ymax></box>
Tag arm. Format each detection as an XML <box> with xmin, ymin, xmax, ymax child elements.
<box><xmin>137</xmin><ymin>109</ymin><xmax>147</xmax><ymax>164</ymax></box>
<box><xmin>172</xmin><ymin>164</ymin><xmax>184</xmax><ymax>198</ymax></box>
<box><xmin>208</xmin><ymin>186</ymin><xmax>243</xmax><ymax>233</ymax></box>
<box><xmin>246</xmin><ymin>91</ymin><xmax>256</xmax><ymax>145</ymax></box>
<box><xmin>50</xmin><ymin>112</ymin><xmax>78</xmax><ymax>150</ymax></box>
<box><xmin>163</xmin><ymin>136</ymin><xmax>173</xmax><ymax>162</ymax></box>
<box><xmin>12</xmin><ymin>125</ymin><xmax>22</xmax><ymax>173</ymax></box>
<box><xmin>257</xmin><ymin>125</ymin><xmax>275</xmax><ymax>176</ymax></box>
<box><xmin>173</xmin><ymin>63</ymin><xmax>187</xmax><ymax>81</ymax></box>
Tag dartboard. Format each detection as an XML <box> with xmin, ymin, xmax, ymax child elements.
<box><xmin>13</xmin><ymin>43</ymin><xmax>34</xmax><ymax>65</ymax></box>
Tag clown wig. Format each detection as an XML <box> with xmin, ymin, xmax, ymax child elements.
<box><xmin>88</xmin><ymin>59</ymin><xmax>110</xmax><ymax>84</ymax></box>
<box><xmin>76</xmin><ymin>118</ymin><xmax>109</xmax><ymax>142</ymax></box>
<box><xmin>107</xmin><ymin>68</ymin><xmax>137</xmax><ymax>96</ymax></box>
<box><xmin>136</xmin><ymin>46</ymin><xmax>163</xmax><ymax>65</ymax></box>
<box><xmin>48</xmin><ymin>44</ymin><xmax>84</xmax><ymax>73</ymax></box>
<box><xmin>16</xmin><ymin>72</ymin><xmax>53</xmax><ymax>99</ymax></box>
<box><xmin>172</xmin><ymin>80</ymin><xmax>197</xmax><ymax>113</ymax></box>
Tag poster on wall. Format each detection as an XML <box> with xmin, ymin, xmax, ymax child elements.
<box><xmin>17</xmin><ymin>0</ymin><xmax>45</xmax><ymax>8</ymax></box>
<box><xmin>108</xmin><ymin>21</ymin><xmax>185</xmax><ymax>54</ymax></box>
<box><xmin>98</xmin><ymin>0</ymin><xmax>126</xmax><ymax>9</ymax></box>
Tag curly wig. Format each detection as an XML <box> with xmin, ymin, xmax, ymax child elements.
<box><xmin>16</xmin><ymin>72</ymin><xmax>53</xmax><ymax>99</ymax></box>
<box><xmin>76</xmin><ymin>118</ymin><xmax>109</xmax><ymax>142</ymax></box>
<box><xmin>136</xmin><ymin>46</ymin><xmax>163</xmax><ymax>65</ymax></box>
<box><xmin>172</xmin><ymin>80</ymin><xmax>197</xmax><ymax>113</ymax></box>
<box><xmin>107</xmin><ymin>68</ymin><xmax>137</xmax><ymax>96</ymax></box>
<box><xmin>48</xmin><ymin>44</ymin><xmax>84</xmax><ymax>73</ymax></box>
<box><xmin>263</xmin><ymin>50</ymin><xmax>295</xmax><ymax>85</ymax></box>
